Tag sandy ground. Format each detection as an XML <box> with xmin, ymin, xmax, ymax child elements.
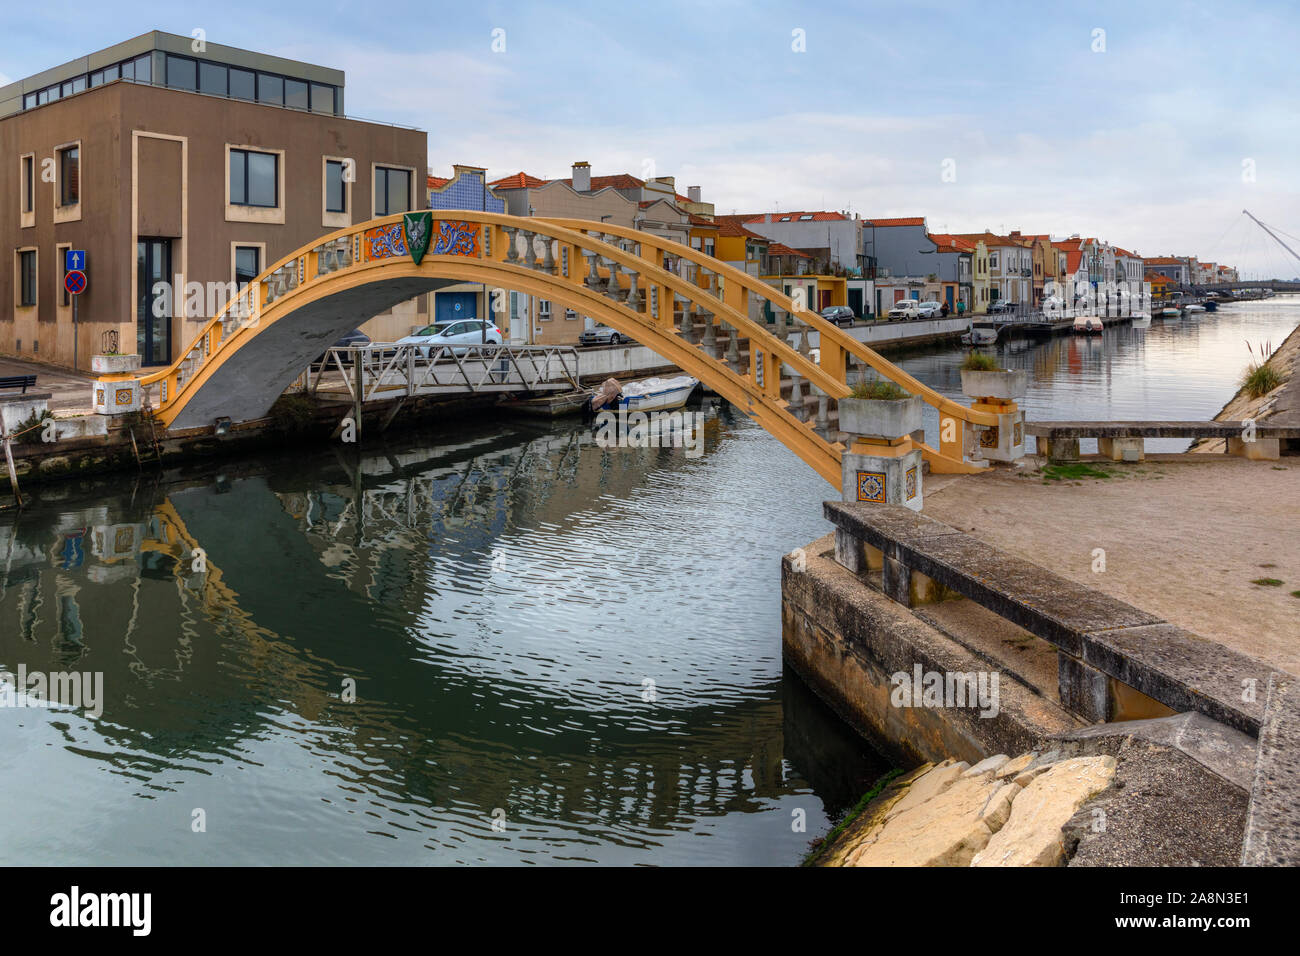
<box><xmin>0</xmin><ymin>356</ymin><xmax>94</xmax><ymax>415</ymax></box>
<box><xmin>924</xmin><ymin>456</ymin><xmax>1300</xmax><ymax>675</ymax></box>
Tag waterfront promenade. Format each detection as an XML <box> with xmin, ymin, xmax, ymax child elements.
<box><xmin>924</xmin><ymin>458</ymin><xmax>1299</xmax><ymax>673</ymax></box>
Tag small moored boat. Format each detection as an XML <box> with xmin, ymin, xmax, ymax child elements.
<box><xmin>1184</xmin><ymin>304</ymin><xmax>1206</xmax><ymax>313</ymax></box>
<box><xmin>615</xmin><ymin>375</ymin><xmax>699</xmax><ymax>412</ymax></box>
<box><xmin>1072</xmin><ymin>316</ymin><xmax>1104</xmax><ymax>335</ymax></box>
<box><xmin>1160</xmin><ymin>307</ymin><xmax>1182</xmax><ymax>319</ymax></box>
<box><xmin>960</xmin><ymin>327</ymin><xmax>998</xmax><ymax>346</ymax></box>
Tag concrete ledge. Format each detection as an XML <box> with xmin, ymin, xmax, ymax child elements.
<box><xmin>1026</xmin><ymin>420</ymin><xmax>1300</xmax><ymax>440</ymax></box>
<box><xmin>826</xmin><ymin>500</ymin><xmax>1160</xmax><ymax>657</ymax></box>
<box><xmin>825</xmin><ymin>501</ymin><xmax>1271</xmax><ymax>736</ymax></box>
<box><xmin>1083</xmin><ymin>624</ymin><xmax>1268</xmax><ymax>737</ymax></box>
<box><xmin>783</xmin><ymin>534</ymin><xmax>1080</xmax><ymax>767</ymax></box>
<box><xmin>1242</xmin><ymin>673</ymin><xmax>1300</xmax><ymax>865</ymax></box>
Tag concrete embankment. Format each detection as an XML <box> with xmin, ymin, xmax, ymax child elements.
<box><xmin>787</xmin><ymin>481</ymin><xmax>1296</xmax><ymax>865</ymax></box>
<box><xmin>1195</xmin><ymin>320</ymin><xmax>1300</xmax><ymax>454</ymax></box>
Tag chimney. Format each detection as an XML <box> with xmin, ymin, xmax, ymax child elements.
<box><xmin>688</xmin><ymin>185</ymin><xmax>702</xmax><ymax>203</ymax></box>
<box><xmin>1010</xmin><ymin>230</ymin><xmax>1021</xmax><ymax>238</ymax></box>
<box><xmin>572</xmin><ymin>161</ymin><xmax>591</xmax><ymax>192</ymax></box>
<box><xmin>766</xmin><ymin>213</ymin><xmax>773</xmax><ymax>224</ymax></box>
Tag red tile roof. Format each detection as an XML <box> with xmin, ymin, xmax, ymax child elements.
<box><xmin>768</xmin><ymin>242</ymin><xmax>811</xmax><ymax>258</ymax></box>
<box><xmin>688</xmin><ymin>213</ymin><xmax>717</xmax><ymax>228</ymax></box>
<box><xmin>427</xmin><ymin>175</ymin><xmax>450</xmax><ymax>189</ymax></box>
<box><xmin>715</xmin><ymin>215</ymin><xmax>768</xmax><ymax>239</ymax></box>
<box><xmin>553</xmin><ymin>173</ymin><xmax>645</xmax><ymax>191</ymax></box>
<box><xmin>867</xmin><ymin>217</ymin><xmax>926</xmax><ymax>227</ymax></box>
<box><xmin>928</xmin><ymin>233</ymin><xmax>975</xmax><ymax>252</ymax></box>
<box><xmin>488</xmin><ymin>171</ymin><xmax>548</xmax><ymax>190</ymax></box>
<box><xmin>740</xmin><ymin>211</ymin><xmax>849</xmax><ymax>223</ymax></box>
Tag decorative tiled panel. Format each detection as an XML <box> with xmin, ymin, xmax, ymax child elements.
<box><xmin>980</xmin><ymin>424</ymin><xmax>999</xmax><ymax>448</ymax></box>
<box><xmin>856</xmin><ymin>470</ymin><xmax>886</xmax><ymax>503</ymax></box>
<box><xmin>428</xmin><ymin>171</ymin><xmax>507</xmax><ymax>213</ymax></box>
<box><xmin>431</xmin><ymin>220</ymin><xmax>480</xmax><ymax>257</ymax></box>
<box><xmin>905</xmin><ymin>466</ymin><xmax>917</xmax><ymax>500</ymax></box>
<box><xmin>1013</xmin><ymin>419</ymin><xmax>1023</xmax><ymax>446</ymax></box>
<box><xmin>366</xmin><ymin>223</ymin><xmax>407</xmax><ymax>259</ymax></box>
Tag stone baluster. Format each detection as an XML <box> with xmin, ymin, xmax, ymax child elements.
<box><xmin>504</xmin><ymin>227</ymin><xmax>520</xmax><ymax>265</ymax></box>
<box><xmin>522</xmin><ymin>230</ymin><xmax>538</xmax><ymax>269</ymax></box>
<box><xmin>790</xmin><ymin>372</ymin><xmax>805</xmax><ymax>421</ymax></box>
<box><xmin>680</xmin><ymin>304</ymin><xmax>695</xmax><ymax>340</ymax></box>
<box><xmin>585</xmin><ymin>251</ymin><xmax>601</xmax><ymax>288</ymax></box>
<box><xmin>725</xmin><ymin>324</ymin><xmax>742</xmax><ymax>372</ymax></box>
<box><xmin>701</xmin><ymin>312</ymin><xmax>718</xmax><ymax>358</ymax></box>
<box><xmin>798</xmin><ymin>324</ymin><xmax>811</xmax><ymax>357</ymax></box>
<box><xmin>625</xmin><ymin>273</ymin><xmax>642</xmax><ymax>311</ymax></box>
<box><xmin>815</xmin><ymin>387</ymin><xmax>830</xmax><ymax>434</ymax></box>
<box><xmin>606</xmin><ymin>261</ymin><xmax>623</xmax><ymax>300</ymax></box>
<box><xmin>541</xmin><ymin>237</ymin><xmax>556</xmax><ymax>273</ymax></box>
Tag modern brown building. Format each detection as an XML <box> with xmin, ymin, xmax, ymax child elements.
<box><xmin>1</xmin><ymin>31</ymin><xmax>427</xmax><ymax>370</ymax></box>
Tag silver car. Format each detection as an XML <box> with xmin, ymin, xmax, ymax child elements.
<box><xmin>579</xmin><ymin>324</ymin><xmax>629</xmax><ymax>346</ymax></box>
<box><xmin>397</xmin><ymin>320</ymin><xmax>503</xmax><ymax>356</ymax></box>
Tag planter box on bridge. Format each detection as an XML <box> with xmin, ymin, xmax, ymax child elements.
<box><xmin>838</xmin><ymin>394</ymin><xmax>924</xmax><ymax>513</ymax></box>
<box><xmin>960</xmin><ymin>368</ymin><xmax>1027</xmax><ymax>463</ymax></box>
<box><xmin>91</xmin><ymin>353</ymin><xmax>142</xmax><ymax>375</ymax></box>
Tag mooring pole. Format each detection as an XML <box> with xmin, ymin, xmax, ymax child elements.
<box><xmin>0</xmin><ymin>418</ymin><xmax>22</xmax><ymax>509</ymax></box>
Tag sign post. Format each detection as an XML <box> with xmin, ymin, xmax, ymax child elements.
<box><xmin>65</xmin><ymin>250</ymin><xmax>87</xmax><ymax>371</ymax></box>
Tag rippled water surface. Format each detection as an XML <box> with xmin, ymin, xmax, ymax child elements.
<box><xmin>1</xmin><ymin>297</ymin><xmax>1293</xmax><ymax>865</ymax></box>
<box><xmin>0</xmin><ymin>402</ymin><xmax>885</xmax><ymax>865</ymax></box>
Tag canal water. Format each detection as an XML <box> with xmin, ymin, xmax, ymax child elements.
<box><xmin>902</xmin><ymin>295</ymin><xmax>1300</xmax><ymax>453</ymax></box>
<box><xmin>0</xmin><ymin>296</ymin><xmax>1294</xmax><ymax>866</ymax></box>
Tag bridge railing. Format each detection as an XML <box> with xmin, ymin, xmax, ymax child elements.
<box><xmin>116</xmin><ymin>210</ymin><xmax>1001</xmax><ymax>481</ymax></box>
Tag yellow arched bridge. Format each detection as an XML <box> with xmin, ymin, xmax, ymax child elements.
<box><xmin>99</xmin><ymin>212</ymin><xmax>1000</xmax><ymax>485</ymax></box>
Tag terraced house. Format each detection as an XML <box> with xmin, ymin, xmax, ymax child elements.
<box><xmin>0</xmin><ymin>30</ymin><xmax>426</xmax><ymax>369</ymax></box>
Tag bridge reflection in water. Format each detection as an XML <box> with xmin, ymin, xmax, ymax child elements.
<box><xmin>0</xmin><ymin>411</ymin><xmax>887</xmax><ymax>865</ymax></box>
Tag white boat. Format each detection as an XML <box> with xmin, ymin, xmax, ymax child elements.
<box><xmin>1072</xmin><ymin>316</ymin><xmax>1104</xmax><ymax>335</ymax></box>
<box><xmin>1184</xmin><ymin>304</ymin><xmax>1206</xmax><ymax>313</ymax></box>
<box><xmin>1131</xmin><ymin>312</ymin><xmax>1151</xmax><ymax>329</ymax></box>
<box><xmin>617</xmin><ymin>375</ymin><xmax>699</xmax><ymax>412</ymax></box>
<box><xmin>1159</xmin><ymin>308</ymin><xmax>1182</xmax><ymax>319</ymax></box>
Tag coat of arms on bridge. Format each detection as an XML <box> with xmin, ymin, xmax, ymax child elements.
<box><xmin>403</xmin><ymin>212</ymin><xmax>433</xmax><ymax>265</ymax></box>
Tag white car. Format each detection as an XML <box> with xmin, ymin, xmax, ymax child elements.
<box><xmin>916</xmin><ymin>301</ymin><xmax>943</xmax><ymax>318</ymax></box>
<box><xmin>397</xmin><ymin>319</ymin><xmax>503</xmax><ymax>356</ymax></box>
<box><xmin>887</xmin><ymin>300</ymin><xmax>921</xmax><ymax>320</ymax></box>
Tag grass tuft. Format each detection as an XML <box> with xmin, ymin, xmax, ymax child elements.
<box><xmin>849</xmin><ymin>379</ymin><xmax>910</xmax><ymax>401</ymax></box>
<box><xmin>1042</xmin><ymin>463</ymin><xmax>1112</xmax><ymax>481</ymax></box>
<box><xmin>961</xmin><ymin>352</ymin><xmax>1001</xmax><ymax>372</ymax></box>
<box><xmin>1251</xmin><ymin>578</ymin><xmax>1284</xmax><ymax>587</ymax></box>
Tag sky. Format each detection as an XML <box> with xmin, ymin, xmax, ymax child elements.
<box><xmin>4</xmin><ymin>0</ymin><xmax>1299</xmax><ymax>277</ymax></box>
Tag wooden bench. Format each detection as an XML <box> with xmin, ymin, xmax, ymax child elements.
<box><xmin>0</xmin><ymin>374</ymin><xmax>37</xmax><ymax>394</ymax></box>
<box><xmin>1025</xmin><ymin>420</ymin><xmax>1300</xmax><ymax>462</ymax></box>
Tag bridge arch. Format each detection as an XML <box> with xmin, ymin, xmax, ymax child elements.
<box><xmin>108</xmin><ymin>211</ymin><xmax>999</xmax><ymax>485</ymax></box>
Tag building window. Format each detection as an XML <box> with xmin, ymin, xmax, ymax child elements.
<box><xmin>310</xmin><ymin>83</ymin><xmax>334</xmax><ymax>114</ymax></box>
<box><xmin>374</xmin><ymin>166</ymin><xmax>411</xmax><ymax>216</ymax></box>
<box><xmin>58</xmin><ymin>146</ymin><xmax>79</xmax><ymax>206</ymax></box>
<box><xmin>234</xmin><ymin>246</ymin><xmax>261</xmax><ymax>290</ymax></box>
<box><xmin>229</xmin><ymin>68</ymin><xmax>255</xmax><ymax>101</ymax></box>
<box><xmin>257</xmin><ymin>73</ymin><xmax>284</xmax><ymax>105</ymax></box>
<box><xmin>538</xmin><ymin>300</ymin><xmax>552</xmax><ymax>321</ymax></box>
<box><xmin>199</xmin><ymin>61</ymin><xmax>227</xmax><ymax>95</ymax></box>
<box><xmin>18</xmin><ymin>250</ymin><xmax>36</xmax><ymax>307</ymax></box>
<box><xmin>325</xmin><ymin>160</ymin><xmax>347</xmax><ymax>213</ymax></box>
<box><xmin>59</xmin><ymin>244</ymin><xmax>70</xmax><ymax>307</ymax></box>
<box><xmin>284</xmin><ymin>79</ymin><xmax>309</xmax><ymax>110</ymax></box>
<box><xmin>166</xmin><ymin>54</ymin><xmax>197</xmax><ymax>91</ymax></box>
<box><xmin>22</xmin><ymin>155</ymin><xmax>34</xmax><ymax>213</ymax></box>
<box><xmin>230</xmin><ymin>148</ymin><xmax>278</xmax><ymax>207</ymax></box>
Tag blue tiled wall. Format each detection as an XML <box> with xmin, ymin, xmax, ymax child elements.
<box><xmin>429</xmin><ymin>171</ymin><xmax>506</xmax><ymax>213</ymax></box>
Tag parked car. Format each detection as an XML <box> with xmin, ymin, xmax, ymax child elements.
<box><xmin>887</xmin><ymin>300</ymin><xmax>921</xmax><ymax>320</ymax></box>
<box><xmin>987</xmin><ymin>301</ymin><xmax>1017</xmax><ymax>315</ymax></box>
<box><xmin>819</xmin><ymin>305</ymin><xmax>856</xmax><ymax>327</ymax></box>
<box><xmin>579</xmin><ymin>324</ymin><xmax>629</xmax><ymax>346</ymax></box>
<box><xmin>397</xmin><ymin>319</ymin><xmax>503</xmax><ymax>356</ymax></box>
<box><xmin>313</xmin><ymin>329</ymin><xmax>370</xmax><ymax>369</ymax></box>
<box><xmin>916</xmin><ymin>300</ymin><xmax>943</xmax><ymax>318</ymax></box>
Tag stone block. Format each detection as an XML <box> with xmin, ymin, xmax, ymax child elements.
<box><xmin>1098</xmin><ymin>436</ymin><xmax>1145</xmax><ymax>462</ymax></box>
<box><xmin>1228</xmin><ymin>436</ymin><xmax>1280</xmax><ymax>461</ymax></box>
<box><xmin>979</xmin><ymin>408</ymin><xmax>1026</xmax><ymax>463</ymax></box>
<box><xmin>1039</xmin><ymin>435</ymin><xmax>1080</xmax><ymax>462</ymax></box>
<box><xmin>93</xmin><ymin>378</ymin><xmax>143</xmax><ymax>416</ymax></box>
<box><xmin>0</xmin><ymin>392</ymin><xmax>51</xmax><ymax>433</ymax></box>
<box><xmin>1059</xmin><ymin>652</ymin><xmax>1111</xmax><ymax>723</ymax></box>
<box><xmin>841</xmin><ymin>446</ymin><xmax>923</xmax><ymax>512</ymax></box>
